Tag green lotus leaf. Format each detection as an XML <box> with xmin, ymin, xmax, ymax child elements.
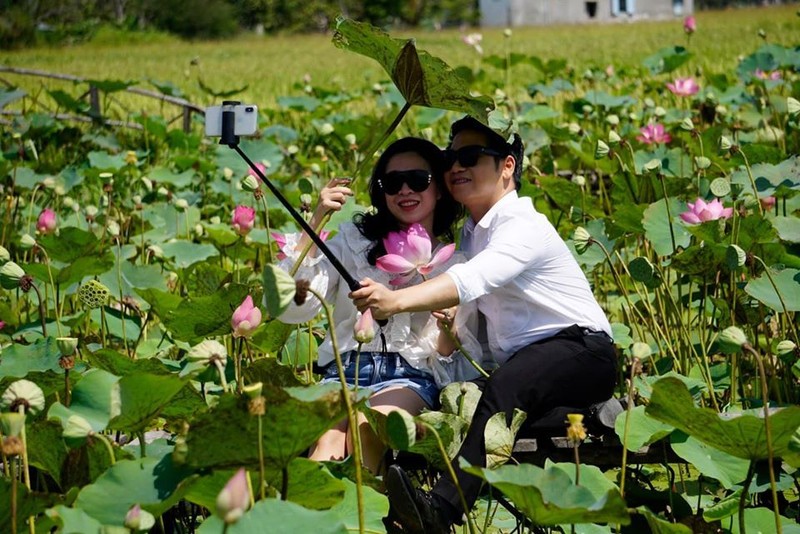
<box><xmin>669</xmin><ymin>432</ymin><xmax>749</xmax><ymax>489</ymax></box>
<box><xmin>159</xmin><ymin>241</ymin><xmax>219</xmax><ymax>269</ymax></box>
<box><xmin>642</xmin><ymin>46</ymin><xmax>692</xmax><ymax>75</ymax></box>
<box><xmin>485</xmin><ymin>409</ymin><xmax>527</xmax><ymax>469</ymax></box>
<box><xmin>263</xmin><ymin>264</ymin><xmax>296</xmax><ymax>318</ymax></box>
<box><xmin>108</xmin><ymin>373</ymin><xmax>187</xmax><ymax>434</ymax></box>
<box><xmin>73</xmin><ymin>455</ymin><xmax>194</xmax><ymax>526</ymax></box>
<box><xmin>0</xmin><ymin>477</ymin><xmax>61</xmax><ymax>533</ymax></box>
<box><xmin>771</xmin><ymin>216</ymin><xmax>800</xmax><ymax>244</ymax></box>
<box><xmin>439</xmin><ymin>380</ymin><xmax>482</xmax><ymax>419</ymax></box>
<box><xmin>614</xmin><ymin>405</ymin><xmax>674</xmax><ymax>452</ymax></box>
<box><xmin>332</xmin><ymin>17</ymin><xmax>493</xmax><ymax>123</ymax></box>
<box><xmin>0</xmin><ymin>336</ymin><xmax>62</xmax><ymax>380</ymax></box>
<box><xmin>744</xmin><ymin>267</ymin><xmax>800</xmax><ymax>312</ymax></box>
<box><xmin>159</xmin><ymin>283</ymin><xmax>250</xmax><ymax>343</ymax></box>
<box><xmin>265</xmin><ymin>457</ymin><xmax>346</xmax><ymax>509</ymax></box>
<box><xmin>635</xmin><ymin>506</ymin><xmax>692</xmax><ymax>533</ymax></box>
<box><xmin>48</xmin><ymin>369</ymin><xmax>122</xmax><ymax>437</ymax></box>
<box><xmin>46</xmin><ymin>504</ymin><xmax>105</xmax><ymax>534</ymax></box>
<box><xmin>197</xmin><ymin>498</ymin><xmax>348</xmax><ymax>534</ymax></box>
<box><xmin>642</xmin><ymin>198</ymin><xmax>691</xmax><ymax>257</ymax></box>
<box><xmin>185</xmin><ymin>383</ymin><xmax>369</xmax><ymax>470</ymax></box>
<box><xmin>702</xmin><ymin>489</ymin><xmax>743</xmax><ymax>522</ymax></box>
<box><xmin>645</xmin><ymin>376</ymin><xmax>800</xmax><ymax>466</ymax></box>
<box><xmin>461</xmin><ymin>460</ymin><xmax>630</xmax><ymax>525</ymax></box>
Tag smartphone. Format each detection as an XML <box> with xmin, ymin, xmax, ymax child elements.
<box><xmin>204</xmin><ymin>104</ymin><xmax>259</xmax><ymax>137</ymax></box>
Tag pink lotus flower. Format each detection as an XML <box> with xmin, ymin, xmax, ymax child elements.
<box><xmin>216</xmin><ymin>468</ymin><xmax>250</xmax><ymax>524</ymax></box>
<box><xmin>666</xmin><ymin>77</ymin><xmax>699</xmax><ymax>97</ymax></box>
<box><xmin>462</xmin><ymin>33</ymin><xmax>483</xmax><ymax>54</ymax></box>
<box><xmin>0</xmin><ymin>321</ymin><xmax>5</xmax><ymax>330</ymax></box>
<box><xmin>754</xmin><ymin>69</ymin><xmax>781</xmax><ymax>81</ymax></box>
<box><xmin>270</xmin><ymin>231</ymin><xmax>330</xmax><ymax>261</ymax></box>
<box><xmin>760</xmin><ymin>196</ymin><xmax>776</xmax><ymax>211</ymax></box>
<box><xmin>680</xmin><ymin>198</ymin><xmax>734</xmax><ymax>224</ymax></box>
<box><xmin>231</xmin><ymin>205</ymin><xmax>256</xmax><ymax>236</ymax></box>
<box><xmin>37</xmin><ymin>208</ymin><xmax>57</xmax><ymax>235</ymax></box>
<box><xmin>354</xmin><ymin>309</ymin><xmax>375</xmax><ymax>344</ymax></box>
<box><xmin>637</xmin><ymin>123</ymin><xmax>672</xmax><ymax>145</ymax></box>
<box><xmin>248</xmin><ymin>162</ymin><xmax>268</xmax><ymax>181</ymax></box>
<box><xmin>376</xmin><ymin>223</ymin><xmax>455</xmax><ymax>286</ymax></box>
<box><xmin>684</xmin><ymin>16</ymin><xmax>696</xmax><ymax>34</ymax></box>
<box><xmin>232</xmin><ymin>295</ymin><xmax>262</xmax><ymax>338</ymax></box>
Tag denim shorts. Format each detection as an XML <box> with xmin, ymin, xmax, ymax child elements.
<box><xmin>321</xmin><ymin>351</ymin><xmax>439</xmax><ymax>409</ymax></box>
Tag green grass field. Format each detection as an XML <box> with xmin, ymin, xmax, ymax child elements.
<box><xmin>2</xmin><ymin>5</ymin><xmax>798</xmax><ymax>110</ymax></box>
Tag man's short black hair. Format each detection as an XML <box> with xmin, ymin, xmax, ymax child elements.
<box><xmin>449</xmin><ymin>116</ymin><xmax>524</xmax><ymax>190</ymax></box>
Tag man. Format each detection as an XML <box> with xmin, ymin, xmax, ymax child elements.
<box><xmin>350</xmin><ymin>116</ymin><xmax>617</xmax><ymax>533</ymax></box>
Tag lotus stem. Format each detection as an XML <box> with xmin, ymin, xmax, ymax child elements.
<box><xmin>258</xmin><ymin>413</ymin><xmax>266</xmax><ymax>500</ymax></box>
<box><xmin>307</xmin><ymin>286</ymin><xmax>365</xmax><ymax>534</ymax></box>
<box><xmin>619</xmin><ymin>357</ymin><xmax>639</xmax><ymax>498</ymax></box>
<box><xmin>742</xmin><ymin>342</ymin><xmax>781</xmax><ymax>534</ymax></box>
<box><xmin>259</xmin><ymin>193</ymin><xmax>274</xmax><ymax>264</ymax></box>
<box><xmin>441</xmin><ymin>324</ymin><xmax>488</xmax><ymax>379</ymax></box>
<box><xmin>420</xmin><ymin>421</ymin><xmax>477</xmax><ymax>534</ymax></box>
<box><xmin>95</xmin><ymin>432</ymin><xmax>116</xmax><ymax>466</ymax></box>
<box><xmin>290</xmin><ymin>214</ymin><xmax>331</xmax><ymax>278</ymax></box>
<box><xmin>736</xmin><ymin>149</ymin><xmax>763</xmax><ymax>216</ymax></box>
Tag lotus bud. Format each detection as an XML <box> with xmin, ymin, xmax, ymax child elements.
<box><xmin>20</xmin><ymin>233</ymin><xmax>36</xmax><ymax>250</ymax></box>
<box><xmin>63</xmin><ymin>196</ymin><xmax>75</xmax><ymax>210</ymax></box>
<box><xmin>719</xmin><ymin>135</ymin><xmax>733</xmax><ymax>152</ymax></box>
<box><xmin>57</xmin><ymin>337</ymin><xmax>79</xmax><ymax>356</ymax></box>
<box><xmin>210</xmin><ymin>216</ymin><xmax>221</xmax><ymax>225</ymax></box>
<box><xmin>606</xmin><ymin>114</ymin><xmax>620</xmax><ymax>126</ymax></box>
<box><xmin>354</xmin><ymin>309</ymin><xmax>376</xmax><ymax>344</ymax></box>
<box><xmin>107</xmin><ymin>220</ymin><xmax>121</xmax><ymax>238</ymax></box>
<box><xmin>287</xmin><ymin>145</ymin><xmax>299</xmax><ymax>155</ymax></box>
<box><xmin>85</xmin><ymin>205</ymin><xmax>99</xmax><ymax>221</ymax></box>
<box><xmin>1</xmin><ymin>379</ymin><xmax>45</xmax><ymax>415</ymax></box>
<box><xmin>718</xmin><ymin>326</ymin><xmax>749</xmax><ymax>352</ymax></box>
<box><xmin>194</xmin><ymin>224</ymin><xmax>204</xmax><ymax>237</ymax></box>
<box><xmin>573</xmin><ymin>227</ymin><xmax>593</xmax><ymax>254</ymax></box>
<box><xmin>776</xmin><ymin>340</ymin><xmax>797</xmax><ymax>357</ymax></box>
<box><xmin>319</xmin><ymin>123</ymin><xmax>334</xmax><ymax>135</ymax></box>
<box><xmin>607</xmin><ymin>130</ymin><xmax>621</xmax><ymax>145</ymax></box>
<box><xmin>680</xmin><ymin>117</ymin><xmax>695</xmax><ymax>131</ymax></box>
<box><xmin>216</xmin><ymin>468</ymin><xmax>250</xmax><ymax>524</ymax></box>
<box><xmin>345</xmin><ymin>133</ymin><xmax>357</xmax><ymax>146</ymax></box>
<box><xmin>173</xmin><ymin>198</ymin><xmax>189</xmax><ymax>210</ymax></box>
<box><xmin>726</xmin><ymin>245</ymin><xmax>747</xmax><ymax>269</ymax></box>
<box><xmin>758</xmin><ymin>28</ymin><xmax>766</xmax><ymax>40</ymax></box>
<box><xmin>241</xmin><ymin>174</ymin><xmax>260</xmax><ymax>192</ymax></box>
<box><xmin>63</xmin><ymin>414</ymin><xmax>93</xmax><ymax>443</ymax></box>
<box><xmin>231</xmin><ymin>295</ymin><xmax>262</xmax><ymax>339</ymax></box>
<box><xmin>314</xmin><ymin>145</ymin><xmax>326</xmax><ymax>155</ymax></box>
<box><xmin>503</xmin><ymin>28</ymin><xmax>512</xmax><ymax>37</ymax></box>
<box><xmin>571</xmin><ymin>174</ymin><xmax>587</xmax><ymax>187</ymax></box>
<box><xmin>0</xmin><ymin>245</ymin><xmax>9</xmax><ymax>265</ymax></box>
<box><xmin>582</xmin><ymin>104</ymin><xmax>593</xmax><ymax>115</ymax></box>
<box><xmin>631</xmin><ymin>342</ymin><xmax>652</xmax><ymax>360</ymax></box>
<box><xmin>694</xmin><ymin>156</ymin><xmax>711</xmax><ymax>170</ymax></box>
<box><xmin>643</xmin><ymin>158</ymin><xmax>662</xmax><ymax>173</ymax></box>
<box><xmin>595</xmin><ymin>140</ymin><xmax>610</xmax><ymax>159</ymax></box>
<box><xmin>788</xmin><ymin>97</ymin><xmax>800</xmax><ymax>117</ymax></box>
<box><xmin>223</xmin><ymin>167</ymin><xmax>234</xmax><ymax>180</ymax></box>
<box><xmin>124</xmin><ymin>504</ymin><xmax>155</xmax><ymax>532</ymax></box>
<box><xmin>78</xmin><ymin>279</ymin><xmax>112</xmax><ymax>309</ymax></box>
<box><xmin>566</xmin><ymin>413</ymin><xmax>587</xmax><ymax>443</ymax></box>
<box><xmin>310</xmin><ymin>163</ymin><xmax>321</xmax><ymax>174</ymax></box>
<box><xmin>0</xmin><ymin>261</ymin><xmax>26</xmax><ymax>290</ymax></box>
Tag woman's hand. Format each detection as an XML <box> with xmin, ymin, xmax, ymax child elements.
<box><xmin>432</xmin><ymin>306</ymin><xmax>457</xmax><ymax>332</ymax></box>
<box><xmin>349</xmin><ymin>278</ymin><xmax>398</xmax><ymax>320</ymax></box>
<box><xmin>310</xmin><ymin>178</ymin><xmax>353</xmax><ymax>226</ymax></box>
<box><xmin>433</xmin><ymin>307</ymin><xmax>458</xmax><ymax>356</ymax></box>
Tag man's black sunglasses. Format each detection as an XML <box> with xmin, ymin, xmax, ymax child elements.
<box><xmin>443</xmin><ymin>145</ymin><xmax>504</xmax><ymax>169</ymax></box>
<box><xmin>378</xmin><ymin>170</ymin><xmax>432</xmax><ymax>195</ymax></box>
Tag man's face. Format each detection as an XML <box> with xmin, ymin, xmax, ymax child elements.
<box><xmin>445</xmin><ymin>130</ymin><xmax>512</xmax><ymax>219</ymax></box>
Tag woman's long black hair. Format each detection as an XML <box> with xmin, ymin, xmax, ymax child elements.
<box><xmin>354</xmin><ymin>137</ymin><xmax>464</xmax><ymax>266</ymax></box>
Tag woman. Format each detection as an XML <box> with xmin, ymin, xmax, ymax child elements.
<box><xmin>277</xmin><ymin>137</ymin><xmax>483</xmax><ymax>474</ymax></box>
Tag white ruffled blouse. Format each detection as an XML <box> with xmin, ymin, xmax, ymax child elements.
<box><xmin>276</xmin><ymin>222</ymin><xmax>486</xmax><ymax>387</ymax></box>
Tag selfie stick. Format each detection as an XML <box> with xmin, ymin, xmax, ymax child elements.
<box><xmin>220</xmin><ymin>102</ymin><xmax>361</xmax><ymax>292</ymax></box>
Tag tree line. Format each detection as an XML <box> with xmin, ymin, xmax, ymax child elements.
<box><xmin>0</xmin><ymin>0</ymin><xmax>791</xmax><ymax>49</ymax></box>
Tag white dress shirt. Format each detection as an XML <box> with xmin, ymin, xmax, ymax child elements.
<box><xmin>445</xmin><ymin>191</ymin><xmax>611</xmax><ymax>364</ymax></box>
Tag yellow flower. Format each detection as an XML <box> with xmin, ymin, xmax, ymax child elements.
<box><xmin>566</xmin><ymin>413</ymin><xmax>587</xmax><ymax>443</ymax></box>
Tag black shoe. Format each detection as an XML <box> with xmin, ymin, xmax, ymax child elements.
<box><xmin>385</xmin><ymin>465</ymin><xmax>452</xmax><ymax>534</ymax></box>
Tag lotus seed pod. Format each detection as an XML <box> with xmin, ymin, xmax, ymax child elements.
<box><xmin>595</xmin><ymin>140</ymin><xmax>609</xmax><ymax>159</ymax></box>
<box><xmin>78</xmin><ymin>279</ymin><xmax>112</xmax><ymax>309</ymax></box>
<box><xmin>680</xmin><ymin>117</ymin><xmax>695</xmax><ymax>131</ymax></box>
<box><xmin>62</xmin><ymin>196</ymin><xmax>75</xmax><ymax>209</ymax></box>
<box><xmin>194</xmin><ymin>224</ymin><xmax>204</xmax><ymax>237</ymax></box>
<box><xmin>788</xmin><ymin>97</ymin><xmax>800</xmax><ymax>117</ymax></box>
<box><xmin>573</xmin><ymin>227</ymin><xmax>593</xmax><ymax>254</ymax></box>
<box><xmin>503</xmin><ymin>28</ymin><xmax>512</xmax><ymax>37</ymax></box>
<box><xmin>719</xmin><ymin>136</ymin><xmax>733</xmax><ymax>151</ymax></box>
<box><xmin>241</xmin><ymin>175</ymin><xmax>260</xmax><ymax>192</ymax></box>
<box><xmin>631</xmin><ymin>342</ymin><xmax>653</xmax><ymax>360</ymax></box>
<box><xmin>107</xmin><ymin>220</ymin><xmax>120</xmax><ymax>238</ymax></box>
<box><xmin>654</xmin><ymin>106</ymin><xmax>666</xmax><ymax>117</ymax></box>
<box><xmin>173</xmin><ymin>198</ymin><xmax>189</xmax><ymax>210</ymax></box>
<box><xmin>0</xmin><ymin>412</ymin><xmax>25</xmax><ymax>438</ymax></box>
<box><xmin>319</xmin><ymin>123</ymin><xmax>334</xmax><ymax>135</ymax></box>
<box><xmin>310</xmin><ymin>163</ymin><xmax>321</xmax><ymax>174</ymax></box>
<box><xmin>1</xmin><ymin>379</ymin><xmax>45</xmax><ymax>415</ymax></box>
<box><xmin>726</xmin><ymin>245</ymin><xmax>747</xmax><ymax>270</ymax></box>
<box><xmin>57</xmin><ymin>337</ymin><xmax>79</xmax><ymax>356</ymax></box>
<box><xmin>582</xmin><ymin>104</ymin><xmax>593</xmax><ymax>114</ymax></box>
<box><xmin>571</xmin><ymin>174</ymin><xmax>587</xmax><ymax>187</ymax></box>
<box><xmin>607</xmin><ymin>130</ymin><xmax>621</xmax><ymax>145</ymax></box>
<box><xmin>287</xmin><ymin>145</ymin><xmax>299</xmax><ymax>155</ymax></box>
<box><xmin>568</xmin><ymin>122</ymin><xmax>581</xmax><ymax>135</ymax></box>
<box><xmin>20</xmin><ymin>233</ymin><xmax>36</xmax><ymax>250</ymax></box>
<box><xmin>0</xmin><ymin>261</ymin><xmax>26</xmax><ymax>290</ymax></box>
<box><xmin>187</xmin><ymin>339</ymin><xmax>228</xmax><ymax>365</ymax></box>
<box><xmin>140</xmin><ymin>177</ymin><xmax>153</xmax><ymax>191</ymax></box>
<box><xmin>63</xmin><ymin>414</ymin><xmax>93</xmax><ymax>442</ymax></box>
<box><xmin>718</xmin><ymin>326</ymin><xmax>749</xmax><ymax>352</ymax></box>
<box><xmin>345</xmin><ymin>133</ymin><xmax>357</xmax><ymax>145</ymax></box>
<box><xmin>643</xmin><ymin>158</ymin><xmax>662</xmax><ymax>173</ymax></box>
<box><xmin>644</xmin><ymin>97</ymin><xmax>655</xmax><ymax>108</ymax></box>
<box><xmin>147</xmin><ymin>245</ymin><xmax>164</xmax><ymax>259</ymax></box>
<box><xmin>606</xmin><ymin>114</ymin><xmax>620</xmax><ymax>126</ymax></box>
<box><xmin>85</xmin><ymin>205</ymin><xmax>99</xmax><ymax>219</ymax></box>
<box><xmin>243</xmin><ymin>382</ymin><xmax>263</xmax><ymax>400</ymax></box>
<box><xmin>0</xmin><ymin>246</ymin><xmax>9</xmax><ymax>265</ymax></box>
<box><xmin>776</xmin><ymin>340</ymin><xmax>796</xmax><ymax>356</ymax></box>
<box><xmin>566</xmin><ymin>413</ymin><xmax>587</xmax><ymax>442</ymax></box>
<box><xmin>695</xmin><ymin>156</ymin><xmax>712</xmax><ymax>170</ymax></box>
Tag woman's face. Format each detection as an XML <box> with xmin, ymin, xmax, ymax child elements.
<box><xmin>381</xmin><ymin>152</ymin><xmax>441</xmax><ymax>235</ymax></box>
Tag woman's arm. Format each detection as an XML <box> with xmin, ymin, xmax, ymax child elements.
<box><xmin>349</xmin><ymin>273</ymin><xmax>460</xmax><ymax>320</ymax></box>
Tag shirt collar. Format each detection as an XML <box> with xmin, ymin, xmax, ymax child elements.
<box><xmin>474</xmin><ymin>190</ymin><xmax>519</xmax><ymax>229</ymax></box>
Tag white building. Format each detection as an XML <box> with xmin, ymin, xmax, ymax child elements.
<box><xmin>480</xmin><ymin>0</ymin><xmax>694</xmax><ymax>27</ymax></box>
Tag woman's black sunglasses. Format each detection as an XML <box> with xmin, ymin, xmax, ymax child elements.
<box><xmin>378</xmin><ymin>169</ymin><xmax>432</xmax><ymax>195</ymax></box>
<box><xmin>443</xmin><ymin>145</ymin><xmax>504</xmax><ymax>169</ymax></box>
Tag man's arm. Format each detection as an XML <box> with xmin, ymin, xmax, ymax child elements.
<box><xmin>350</xmin><ymin>274</ymin><xmax>460</xmax><ymax>320</ymax></box>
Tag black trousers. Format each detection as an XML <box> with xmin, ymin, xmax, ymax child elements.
<box><xmin>432</xmin><ymin>324</ymin><xmax>618</xmax><ymax>515</ymax></box>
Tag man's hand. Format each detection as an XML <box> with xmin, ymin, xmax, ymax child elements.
<box><xmin>349</xmin><ymin>278</ymin><xmax>397</xmax><ymax>320</ymax></box>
